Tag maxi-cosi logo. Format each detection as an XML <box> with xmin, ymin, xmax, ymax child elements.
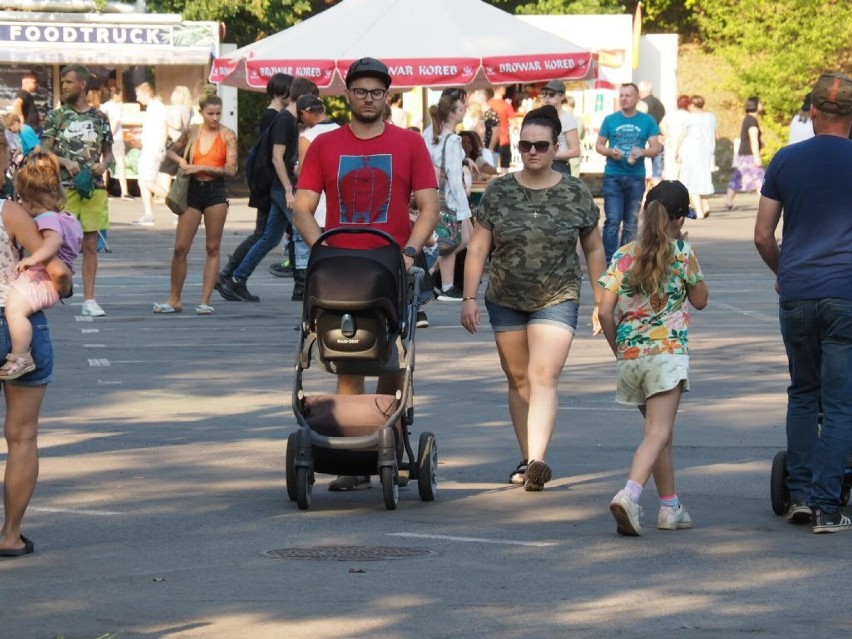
<box><xmin>0</xmin><ymin>23</ymin><xmax>171</xmax><ymax>46</ymax></box>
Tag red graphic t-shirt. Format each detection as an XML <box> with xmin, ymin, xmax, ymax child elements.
<box><xmin>298</xmin><ymin>123</ymin><xmax>437</xmax><ymax>248</ymax></box>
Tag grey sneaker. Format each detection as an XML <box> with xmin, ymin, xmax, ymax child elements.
<box><xmin>785</xmin><ymin>500</ymin><xmax>812</xmax><ymax>524</ymax></box>
<box><xmin>524</xmin><ymin>459</ymin><xmax>552</xmax><ymax>492</ymax></box>
<box><xmin>657</xmin><ymin>504</ymin><xmax>693</xmax><ymax>530</ymax></box>
<box><xmin>610</xmin><ymin>489</ymin><xmax>643</xmax><ymax>536</ymax></box>
<box><xmin>812</xmin><ymin>508</ymin><xmax>852</xmax><ymax>534</ymax></box>
<box><xmin>268</xmin><ymin>261</ymin><xmax>293</xmax><ymax>278</ymax></box>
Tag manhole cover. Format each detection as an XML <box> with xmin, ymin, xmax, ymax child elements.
<box><xmin>263</xmin><ymin>545</ymin><xmax>436</xmax><ymax>561</ymax></box>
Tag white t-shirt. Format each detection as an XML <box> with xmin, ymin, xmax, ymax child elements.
<box><xmin>788</xmin><ymin>115</ymin><xmax>815</xmax><ymax>145</ymax></box>
<box><xmin>557</xmin><ymin>110</ymin><xmax>578</xmax><ymax>156</ymax></box>
<box><xmin>141</xmin><ymin>98</ymin><xmax>168</xmax><ymax>153</ymax></box>
<box><xmin>301</xmin><ymin>121</ymin><xmax>340</xmax><ymax>227</ymax></box>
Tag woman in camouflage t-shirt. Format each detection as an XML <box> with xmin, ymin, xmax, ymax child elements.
<box><xmin>461</xmin><ymin>105</ymin><xmax>607</xmax><ymax>492</ymax></box>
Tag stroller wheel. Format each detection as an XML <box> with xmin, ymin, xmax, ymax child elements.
<box><xmin>285</xmin><ymin>432</ymin><xmax>297</xmax><ymax>502</ymax></box>
<box><xmin>770</xmin><ymin>450</ymin><xmax>790</xmax><ymax>516</ymax></box>
<box><xmin>296</xmin><ymin>466</ymin><xmax>313</xmax><ymax>510</ymax></box>
<box><xmin>417</xmin><ymin>432</ymin><xmax>438</xmax><ymax>502</ymax></box>
<box><xmin>380</xmin><ymin>466</ymin><xmax>399</xmax><ymax>510</ymax></box>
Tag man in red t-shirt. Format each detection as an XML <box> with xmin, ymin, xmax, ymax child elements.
<box><xmin>487</xmin><ymin>85</ymin><xmax>517</xmax><ymax>170</ymax></box>
<box><xmin>294</xmin><ymin>56</ymin><xmax>439</xmax><ymax>491</ymax></box>
<box><xmin>297</xmin><ymin>59</ymin><xmax>437</xmax><ymax>252</ymax></box>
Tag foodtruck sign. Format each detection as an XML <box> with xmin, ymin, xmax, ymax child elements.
<box><xmin>0</xmin><ymin>23</ymin><xmax>173</xmax><ymax>46</ymax></box>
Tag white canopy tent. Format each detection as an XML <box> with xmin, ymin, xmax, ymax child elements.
<box><xmin>210</xmin><ymin>0</ymin><xmax>592</xmax><ymax>92</ymax></box>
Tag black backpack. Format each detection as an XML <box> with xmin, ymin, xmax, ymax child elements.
<box><xmin>245</xmin><ymin>123</ymin><xmax>275</xmax><ymax>196</ymax></box>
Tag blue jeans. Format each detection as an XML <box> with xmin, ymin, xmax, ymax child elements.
<box><xmin>602</xmin><ymin>175</ymin><xmax>645</xmax><ymax>263</ymax></box>
<box><xmin>779</xmin><ymin>298</ymin><xmax>852</xmax><ymax>512</ymax></box>
<box><xmin>233</xmin><ymin>187</ymin><xmax>308</xmax><ymax>281</ymax></box>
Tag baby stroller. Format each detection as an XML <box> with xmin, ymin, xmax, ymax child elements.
<box><xmin>770</xmin><ymin>413</ymin><xmax>852</xmax><ymax>515</ymax></box>
<box><xmin>286</xmin><ymin>228</ymin><xmax>438</xmax><ymax>510</ymax></box>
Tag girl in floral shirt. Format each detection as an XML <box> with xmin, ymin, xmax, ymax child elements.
<box><xmin>598</xmin><ymin>180</ymin><xmax>708</xmax><ymax>536</ymax></box>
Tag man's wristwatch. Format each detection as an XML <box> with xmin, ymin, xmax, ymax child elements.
<box><xmin>402</xmin><ymin>246</ymin><xmax>418</xmax><ymax>258</ymax></box>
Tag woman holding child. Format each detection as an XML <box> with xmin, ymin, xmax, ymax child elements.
<box><xmin>0</xmin><ymin>153</ymin><xmax>63</xmax><ymax>558</ymax></box>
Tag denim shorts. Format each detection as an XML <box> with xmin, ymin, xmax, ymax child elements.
<box><xmin>485</xmin><ymin>299</ymin><xmax>579</xmax><ymax>333</ymax></box>
<box><xmin>187</xmin><ymin>178</ymin><xmax>228</xmax><ymax>211</ymax></box>
<box><xmin>0</xmin><ymin>310</ymin><xmax>53</xmax><ymax>386</ymax></box>
<box><xmin>616</xmin><ymin>354</ymin><xmax>688</xmax><ymax>406</ymax></box>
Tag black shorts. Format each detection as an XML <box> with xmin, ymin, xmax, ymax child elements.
<box><xmin>188</xmin><ymin>178</ymin><xmax>227</xmax><ymax>211</ymax></box>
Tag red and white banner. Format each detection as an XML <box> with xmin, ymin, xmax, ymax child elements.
<box><xmin>209</xmin><ymin>57</ymin><xmax>238</xmax><ymax>84</ymax></box>
<box><xmin>211</xmin><ymin>52</ymin><xmax>594</xmax><ymax>90</ymax></box>
<box><xmin>245</xmin><ymin>58</ymin><xmax>337</xmax><ymax>88</ymax></box>
<box><xmin>483</xmin><ymin>52</ymin><xmax>592</xmax><ymax>85</ymax></box>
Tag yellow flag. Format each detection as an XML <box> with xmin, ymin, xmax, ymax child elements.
<box><xmin>632</xmin><ymin>2</ymin><xmax>642</xmax><ymax>70</ymax></box>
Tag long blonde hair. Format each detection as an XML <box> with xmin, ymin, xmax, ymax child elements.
<box><xmin>627</xmin><ymin>200</ymin><xmax>675</xmax><ymax>295</ymax></box>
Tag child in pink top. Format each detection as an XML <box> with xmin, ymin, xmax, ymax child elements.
<box><xmin>0</xmin><ymin>152</ymin><xmax>82</xmax><ymax>379</ymax></box>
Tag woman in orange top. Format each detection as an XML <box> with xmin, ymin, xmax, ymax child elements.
<box><xmin>153</xmin><ymin>88</ymin><xmax>237</xmax><ymax>315</ymax></box>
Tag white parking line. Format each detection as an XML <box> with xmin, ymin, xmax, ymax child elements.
<box><xmin>387</xmin><ymin>532</ymin><xmax>556</xmax><ymax>547</ymax></box>
<box><xmin>87</xmin><ymin>358</ymin><xmax>110</xmax><ymax>367</ymax></box>
<box><xmin>30</xmin><ymin>506</ymin><xmax>121</xmax><ymax>516</ymax></box>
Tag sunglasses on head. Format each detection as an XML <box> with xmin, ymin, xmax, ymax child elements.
<box><xmin>518</xmin><ymin>140</ymin><xmax>552</xmax><ymax>153</ymax></box>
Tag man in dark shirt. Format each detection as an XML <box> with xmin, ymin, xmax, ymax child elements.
<box><xmin>217</xmin><ymin>76</ymin><xmax>317</xmax><ymax>302</ymax></box>
<box><xmin>13</xmin><ymin>71</ymin><xmax>40</xmax><ymax>131</ymax></box>
<box><xmin>754</xmin><ymin>72</ymin><xmax>852</xmax><ymax>534</ymax></box>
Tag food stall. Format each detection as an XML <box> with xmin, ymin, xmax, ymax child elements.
<box><xmin>0</xmin><ymin>9</ymin><xmax>222</xmax><ymax>179</ymax></box>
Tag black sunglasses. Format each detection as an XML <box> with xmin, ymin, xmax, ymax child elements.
<box><xmin>518</xmin><ymin>140</ymin><xmax>552</xmax><ymax>153</ymax></box>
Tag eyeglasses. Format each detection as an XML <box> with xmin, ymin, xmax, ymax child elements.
<box><xmin>518</xmin><ymin>140</ymin><xmax>552</xmax><ymax>153</ymax></box>
<box><xmin>539</xmin><ymin>90</ymin><xmax>557</xmax><ymax>98</ymax></box>
<box><xmin>350</xmin><ymin>87</ymin><xmax>387</xmax><ymax>101</ymax></box>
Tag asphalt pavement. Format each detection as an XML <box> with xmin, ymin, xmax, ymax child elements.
<box><xmin>1</xmin><ymin>192</ymin><xmax>850</xmax><ymax>639</ymax></box>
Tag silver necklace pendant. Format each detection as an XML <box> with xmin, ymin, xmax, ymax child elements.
<box><xmin>523</xmin><ymin>185</ymin><xmax>548</xmax><ymax>219</ymax></box>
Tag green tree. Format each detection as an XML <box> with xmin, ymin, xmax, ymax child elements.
<box><xmin>690</xmin><ymin>0</ymin><xmax>852</xmax><ymax>156</ymax></box>
<box><xmin>491</xmin><ymin>0</ymin><xmax>699</xmax><ymax>37</ymax></box>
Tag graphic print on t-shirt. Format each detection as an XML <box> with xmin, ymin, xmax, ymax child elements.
<box><xmin>612</xmin><ymin>123</ymin><xmax>645</xmax><ymax>157</ymax></box>
<box><xmin>338</xmin><ymin>154</ymin><xmax>392</xmax><ymax>225</ymax></box>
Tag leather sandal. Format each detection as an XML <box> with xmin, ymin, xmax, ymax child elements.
<box><xmin>0</xmin><ymin>353</ymin><xmax>36</xmax><ymax>380</ymax></box>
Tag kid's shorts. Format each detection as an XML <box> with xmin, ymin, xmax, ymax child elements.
<box><xmin>616</xmin><ymin>354</ymin><xmax>690</xmax><ymax>406</ymax></box>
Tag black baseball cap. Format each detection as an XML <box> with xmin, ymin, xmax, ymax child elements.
<box><xmin>296</xmin><ymin>94</ymin><xmax>324</xmax><ymax>113</ymax></box>
<box><xmin>345</xmin><ymin>57</ymin><xmax>392</xmax><ymax>89</ymax></box>
<box><xmin>645</xmin><ymin>180</ymin><xmax>697</xmax><ymax>219</ymax></box>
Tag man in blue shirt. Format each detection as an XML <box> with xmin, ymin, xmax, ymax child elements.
<box><xmin>595</xmin><ymin>83</ymin><xmax>661</xmax><ymax>263</ymax></box>
<box><xmin>755</xmin><ymin>71</ymin><xmax>852</xmax><ymax>534</ymax></box>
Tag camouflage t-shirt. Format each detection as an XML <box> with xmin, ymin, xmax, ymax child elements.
<box><xmin>477</xmin><ymin>173</ymin><xmax>600</xmax><ymax>311</ymax></box>
<box><xmin>42</xmin><ymin>105</ymin><xmax>113</xmax><ymax>189</ymax></box>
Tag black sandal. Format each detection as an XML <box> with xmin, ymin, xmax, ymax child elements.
<box><xmin>509</xmin><ymin>460</ymin><xmax>528</xmax><ymax>485</ymax></box>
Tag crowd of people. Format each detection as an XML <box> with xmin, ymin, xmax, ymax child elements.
<box><xmin>2</xmin><ymin>60</ymin><xmax>851</xmax><ymax>558</ymax></box>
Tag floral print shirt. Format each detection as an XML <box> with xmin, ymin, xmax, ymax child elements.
<box><xmin>599</xmin><ymin>239</ymin><xmax>704</xmax><ymax>360</ymax></box>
